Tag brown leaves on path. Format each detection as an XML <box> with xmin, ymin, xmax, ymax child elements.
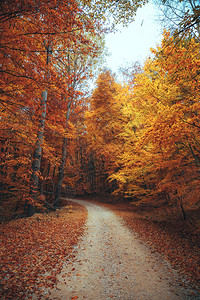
<box><xmin>0</xmin><ymin>200</ymin><xmax>87</xmax><ymax>299</ymax></box>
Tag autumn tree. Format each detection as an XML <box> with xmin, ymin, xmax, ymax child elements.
<box><xmin>0</xmin><ymin>0</ymin><xmax>50</xmax><ymax>218</ymax></box>
<box><xmin>53</xmin><ymin>34</ymin><xmax>105</xmax><ymax>208</ymax></box>
<box><xmin>0</xmin><ymin>0</ymin><xmax>104</xmax><ymax>217</ymax></box>
<box><xmin>81</xmin><ymin>0</ymin><xmax>148</xmax><ymax>26</ymax></box>
<box><xmin>109</xmin><ymin>32</ymin><xmax>200</xmax><ymax>216</ymax></box>
<box><xmin>84</xmin><ymin>70</ymin><xmax>135</xmax><ymax>194</ymax></box>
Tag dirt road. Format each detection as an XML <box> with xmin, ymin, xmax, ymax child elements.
<box><xmin>50</xmin><ymin>199</ymin><xmax>189</xmax><ymax>300</ymax></box>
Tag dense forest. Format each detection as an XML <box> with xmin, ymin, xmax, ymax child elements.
<box><xmin>0</xmin><ymin>0</ymin><xmax>200</xmax><ymax>220</ymax></box>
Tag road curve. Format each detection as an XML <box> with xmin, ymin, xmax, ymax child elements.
<box><xmin>50</xmin><ymin>199</ymin><xmax>189</xmax><ymax>300</ymax></box>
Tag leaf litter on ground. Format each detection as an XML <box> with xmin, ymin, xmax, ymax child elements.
<box><xmin>0</xmin><ymin>200</ymin><xmax>87</xmax><ymax>299</ymax></box>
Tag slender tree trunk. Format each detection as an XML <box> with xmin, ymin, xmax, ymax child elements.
<box><xmin>178</xmin><ymin>195</ymin><xmax>187</xmax><ymax>221</ymax></box>
<box><xmin>188</xmin><ymin>142</ymin><xmax>200</xmax><ymax>171</ymax></box>
<box><xmin>26</xmin><ymin>41</ymin><xmax>52</xmax><ymax>217</ymax></box>
<box><xmin>54</xmin><ymin>137</ymin><xmax>67</xmax><ymax>208</ymax></box>
<box><xmin>180</xmin><ymin>203</ymin><xmax>187</xmax><ymax>221</ymax></box>
<box><xmin>54</xmin><ymin>50</ymin><xmax>79</xmax><ymax>207</ymax></box>
<box><xmin>27</xmin><ymin>90</ymin><xmax>47</xmax><ymax>217</ymax></box>
<box><xmin>54</xmin><ymin>102</ymin><xmax>71</xmax><ymax>208</ymax></box>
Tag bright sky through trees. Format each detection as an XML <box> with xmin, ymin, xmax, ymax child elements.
<box><xmin>105</xmin><ymin>2</ymin><xmax>163</xmax><ymax>73</ymax></box>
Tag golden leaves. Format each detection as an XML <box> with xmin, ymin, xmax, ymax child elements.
<box><xmin>85</xmin><ymin>32</ymin><xmax>200</xmax><ymax>209</ymax></box>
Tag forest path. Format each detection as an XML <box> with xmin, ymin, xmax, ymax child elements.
<box><xmin>50</xmin><ymin>199</ymin><xmax>189</xmax><ymax>300</ymax></box>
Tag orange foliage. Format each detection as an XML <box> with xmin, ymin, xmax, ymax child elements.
<box><xmin>85</xmin><ymin>32</ymin><xmax>200</xmax><ymax>213</ymax></box>
<box><xmin>0</xmin><ymin>0</ymin><xmax>102</xmax><ymax>217</ymax></box>
<box><xmin>0</xmin><ymin>202</ymin><xmax>87</xmax><ymax>299</ymax></box>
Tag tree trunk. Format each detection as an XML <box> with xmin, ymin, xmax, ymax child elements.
<box><xmin>53</xmin><ymin>50</ymin><xmax>78</xmax><ymax>207</ymax></box>
<box><xmin>54</xmin><ymin>100</ymin><xmax>71</xmax><ymax>208</ymax></box>
<box><xmin>179</xmin><ymin>196</ymin><xmax>187</xmax><ymax>221</ymax></box>
<box><xmin>27</xmin><ymin>90</ymin><xmax>47</xmax><ymax>217</ymax></box>
<box><xmin>180</xmin><ymin>203</ymin><xmax>187</xmax><ymax>221</ymax></box>
<box><xmin>54</xmin><ymin>136</ymin><xmax>67</xmax><ymax>208</ymax></box>
<box><xmin>26</xmin><ymin>42</ymin><xmax>52</xmax><ymax>217</ymax></box>
<box><xmin>188</xmin><ymin>142</ymin><xmax>200</xmax><ymax>171</ymax></box>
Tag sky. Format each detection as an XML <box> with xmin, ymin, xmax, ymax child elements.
<box><xmin>104</xmin><ymin>2</ymin><xmax>164</xmax><ymax>74</ymax></box>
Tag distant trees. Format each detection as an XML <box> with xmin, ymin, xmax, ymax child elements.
<box><xmin>85</xmin><ymin>32</ymin><xmax>200</xmax><ymax>216</ymax></box>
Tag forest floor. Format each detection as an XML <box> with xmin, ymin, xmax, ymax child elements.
<box><xmin>0</xmin><ymin>197</ymin><xmax>200</xmax><ymax>299</ymax></box>
<box><xmin>0</xmin><ymin>201</ymin><xmax>87</xmax><ymax>299</ymax></box>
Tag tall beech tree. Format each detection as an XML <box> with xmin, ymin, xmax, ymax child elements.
<box><xmin>53</xmin><ymin>33</ymin><xmax>105</xmax><ymax>208</ymax></box>
<box><xmin>25</xmin><ymin>3</ymin><xmax>102</xmax><ymax>216</ymax></box>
